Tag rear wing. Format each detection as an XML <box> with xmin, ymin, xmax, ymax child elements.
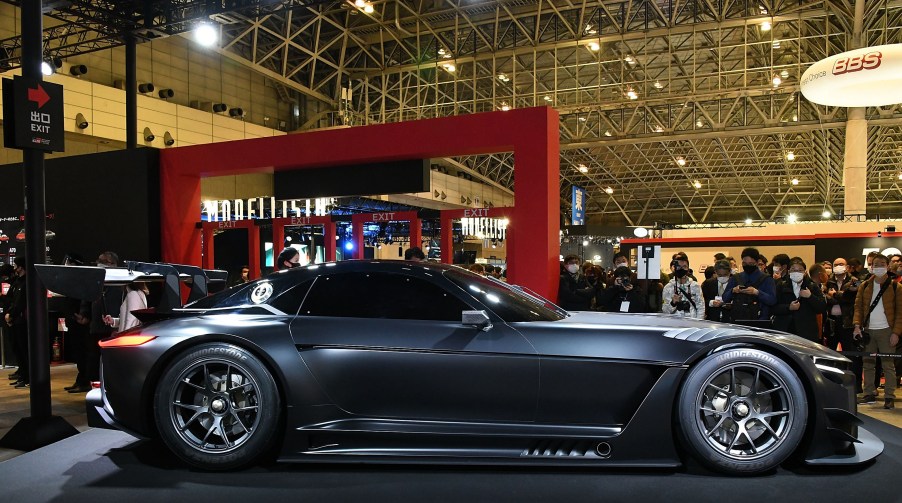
<box><xmin>34</xmin><ymin>261</ymin><xmax>228</xmax><ymax>312</ymax></box>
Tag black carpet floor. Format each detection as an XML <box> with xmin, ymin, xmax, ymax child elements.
<box><xmin>0</xmin><ymin>416</ymin><xmax>897</xmax><ymax>503</ymax></box>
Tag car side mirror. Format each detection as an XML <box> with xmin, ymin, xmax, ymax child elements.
<box><xmin>462</xmin><ymin>310</ymin><xmax>493</xmax><ymax>331</ymax></box>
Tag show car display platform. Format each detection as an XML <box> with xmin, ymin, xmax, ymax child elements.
<box><xmin>0</xmin><ymin>416</ymin><xmax>897</xmax><ymax>503</ymax></box>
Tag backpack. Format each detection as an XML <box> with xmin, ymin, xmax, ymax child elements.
<box><xmin>730</xmin><ymin>273</ymin><xmax>767</xmax><ymax>321</ymax></box>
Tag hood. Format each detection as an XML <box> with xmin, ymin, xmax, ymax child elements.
<box><xmin>559</xmin><ymin>311</ymin><xmax>846</xmax><ymax>361</ymax></box>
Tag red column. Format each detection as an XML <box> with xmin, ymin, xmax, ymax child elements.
<box><xmin>325</xmin><ymin>222</ymin><xmax>336</xmax><ymax>261</ymax></box>
<box><xmin>512</xmin><ymin>107</ymin><xmax>560</xmax><ymax>299</ymax></box>
<box><xmin>410</xmin><ymin>219</ymin><xmax>422</xmax><ymax>251</ymax></box>
<box><xmin>248</xmin><ymin>225</ymin><xmax>261</xmax><ymax>280</ymax></box>
<box><xmin>272</xmin><ymin>222</ymin><xmax>285</xmax><ymax>260</ymax></box>
<box><xmin>440</xmin><ymin>214</ymin><xmax>453</xmax><ymax>264</ymax></box>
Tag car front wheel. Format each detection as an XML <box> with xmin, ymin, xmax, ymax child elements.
<box><xmin>677</xmin><ymin>348</ymin><xmax>807</xmax><ymax>475</ymax></box>
<box><xmin>153</xmin><ymin>342</ymin><xmax>281</xmax><ymax>470</ymax></box>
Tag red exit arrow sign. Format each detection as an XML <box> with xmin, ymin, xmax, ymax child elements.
<box><xmin>27</xmin><ymin>84</ymin><xmax>50</xmax><ymax>108</ymax></box>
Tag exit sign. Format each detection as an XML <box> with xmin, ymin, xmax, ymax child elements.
<box><xmin>2</xmin><ymin>76</ymin><xmax>65</xmax><ymax>152</ymax></box>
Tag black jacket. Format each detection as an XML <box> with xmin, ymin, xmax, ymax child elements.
<box><xmin>6</xmin><ymin>274</ymin><xmax>26</xmax><ymax>326</ymax></box>
<box><xmin>772</xmin><ymin>277</ymin><xmax>827</xmax><ymax>342</ymax></box>
<box><xmin>558</xmin><ymin>272</ymin><xmax>594</xmax><ymax>311</ymax></box>
<box><xmin>825</xmin><ymin>274</ymin><xmax>859</xmax><ymax>329</ymax></box>
<box><xmin>701</xmin><ymin>277</ymin><xmax>731</xmax><ymax>322</ymax></box>
<box><xmin>595</xmin><ymin>284</ymin><xmax>646</xmax><ymax>313</ymax></box>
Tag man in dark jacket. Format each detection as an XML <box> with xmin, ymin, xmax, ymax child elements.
<box><xmin>702</xmin><ymin>260</ymin><xmax>733</xmax><ymax>323</ymax></box>
<box><xmin>772</xmin><ymin>258</ymin><xmax>827</xmax><ymax>342</ymax></box>
<box><xmin>722</xmin><ymin>247</ymin><xmax>777</xmax><ymax>326</ymax></box>
<box><xmin>74</xmin><ymin>251</ymin><xmax>121</xmax><ymax>391</ymax></box>
<box><xmin>5</xmin><ymin>257</ymin><xmax>28</xmax><ymax>388</ymax></box>
<box><xmin>596</xmin><ymin>266</ymin><xmax>646</xmax><ymax>313</ymax></box>
<box><xmin>558</xmin><ymin>254</ymin><xmax>594</xmax><ymax>311</ymax></box>
<box><xmin>825</xmin><ymin>257</ymin><xmax>863</xmax><ymax>388</ymax></box>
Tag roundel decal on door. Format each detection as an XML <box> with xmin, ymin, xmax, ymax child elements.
<box><xmin>250</xmin><ymin>282</ymin><xmax>274</xmax><ymax>304</ymax></box>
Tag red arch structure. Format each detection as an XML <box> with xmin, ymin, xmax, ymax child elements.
<box><xmin>159</xmin><ymin>106</ymin><xmax>560</xmax><ymax>299</ymax></box>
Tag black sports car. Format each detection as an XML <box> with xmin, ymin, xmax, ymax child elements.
<box><xmin>69</xmin><ymin>261</ymin><xmax>880</xmax><ymax>474</ymax></box>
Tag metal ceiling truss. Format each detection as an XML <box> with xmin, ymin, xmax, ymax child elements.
<box><xmin>5</xmin><ymin>0</ymin><xmax>902</xmax><ymax>225</ymax></box>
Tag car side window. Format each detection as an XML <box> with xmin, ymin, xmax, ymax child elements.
<box><xmin>269</xmin><ymin>279</ymin><xmax>314</xmax><ymax>315</ymax></box>
<box><xmin>300</xmin><ymin>272</ymin><xmax>469</xmax><ymax>321</ymax></box>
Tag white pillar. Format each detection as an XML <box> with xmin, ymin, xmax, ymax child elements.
<box><xmin>843</xmin><ymin>107</ymin><xmax>867</xmax><ymax>217</ymax></box>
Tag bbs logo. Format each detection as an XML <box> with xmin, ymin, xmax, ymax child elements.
<box><xmin>832</xmin><ymin>51</ymin><xmax>882</xmax><ymax>75</ymax></box>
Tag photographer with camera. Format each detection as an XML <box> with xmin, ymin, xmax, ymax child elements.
<box><xmin>661</xmin><ymin>253</ymin><xmax>704</xmax><ymax>319</ymax></box>
<box><xmin>853</xmin><ymin>253</ymin><xmax>902</xmax><ymax>408</ymax></box>
<box><xmin>596</xmin><ymin>266</ymin><xmax>646</xmax><ymax>313</ymax></box>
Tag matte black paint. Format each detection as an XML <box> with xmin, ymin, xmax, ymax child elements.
<box><xmin>89</xmin><ymin>261</ymin><xmax>879</xmax><ymax>469</ymax></box>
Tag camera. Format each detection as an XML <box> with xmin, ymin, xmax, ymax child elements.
<box><xmin>670</xmin><ymin>259</ymin><xmax>681</xmax><ymax>268</ymax></box>
<box><xmin>676</xmin><ymin>300</ymin><xmax>691</xmax><ymax>312</ymax></box>
<box><xmin>620</xmin><ymin>277</ymin><xmax>631</xmax><ymax>288</ymax></box>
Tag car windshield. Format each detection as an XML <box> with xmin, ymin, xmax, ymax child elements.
<box><xmin>444</xmin><ymin>268</ymin><xmax>567</xmax><ymax>322</ymax></box>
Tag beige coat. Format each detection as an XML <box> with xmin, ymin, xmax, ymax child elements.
<box><xmin>853</xmin><ymin>277</ymin><xmax>902</xmax><ymax>334</ymax></box>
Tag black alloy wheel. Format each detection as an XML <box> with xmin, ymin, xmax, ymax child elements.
<box><xmin>154</xmin><ymin>342</ymin><xmax>281</xmax><ymax>470</ymax></box>
<box><xmin>677</xmin><ymin>348</ymin><xmax>808</xmax><ymax>475</ymax></box>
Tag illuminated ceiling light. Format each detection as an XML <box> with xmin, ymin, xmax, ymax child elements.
<box><xmin>772</xmin><ymin>40</ymin><xmax>781</xmax><ymax>49</ymax></box>
<box><xmin>626</xmin><ymin>89</ymin><xmax>638</xmax><ymax>100</ymax></box>
<box><xmin>355</xmin><ymin>0</ymin><xmax>366</xmax><ymax>6</ymax></box>
<box><xmin>792</xmin><ymin>114</ymin><xmax>798</xmax><ymax>121</ymax></box>
<box><xmin>761</xmin><ymin>20</ymin><xmax>772</xmax><ymax>31</ymax></box>
<box><xmin>604</xmin><ymin>186</ymin><xmax>614</xmax><ymax>195</ymax></box>
<box><xmin>791</xmin><ymin>177</ymin><xmax>800</xmax><ymax>185</ymax></box>
<box><xmin>442</xmin><ymin>63</ymin><xmax>456</xmax><ymax>73</ymax></box>
<box><xmin>497</xmin><ymin>73</ymin><xmax>509</xmax><ymax>82</ymax></box>
<box><xmin>696</xmin><ymin>118</ymin><xmax>704</xmax><ymax>127</ymax></box>
<box><xmin>577</xmin><ymin>164</ymin><xmax>589</xmax><ymax>173</ymax></box>
<box><xmin>194</xmin><ymin>22</ymin><xmax>219</xmax><ymax>47</ymax></box>
<box><xmin>653</xmin><ymin>80</ymin><xmax>663</xmax><ymax>89</ymax></box>
<box><xmin>898</xmin><ymin>173</ymin><xmax>902</xmax><ymax>180</ymax></box>
<box><xmin>585</xmin><ymin>24</ymin><xmax>597</xmax><ymax>35</ymax></box>
<box><xmin>822</xmin><ymin>210</ymin><xmax>832</xmax><ymax>218</ymax></box>
<box><xmin>363</xmin><ymin>3</ymin><xmax>374</xmax><ymax>14</ymax></box>
<box><xmin>544</xmin><ymin>95</ymin><xmax>552</xmax><ymax>102</ymax></box>
<box><xmin>578</xmin><ymin>116</ymin><xmax>587</xmax><ymax>122</ymax></box>
<box><xmin>780</xmin><ymin>69</ymin><xmax>789</xmax><ymax>78</ymax></box>
<box><xmin>744</xmin><ymin>218</ymin><xmax>753</xmax><ymax>225</ymax></box>
<box><xmin>786</xmin><ymin>151</ymin><xmax>795</xmax><ymax>161</ymax></box>
<box><xmin>582</xmin><ymin>239</ymin><xmax>590</xmax><ymax>246</ymax></box>
<box><xmin>40</xmin><ymin>61</ymin><xmax>54</xmax><ymax>76</ymax></box>
<box><xmin>633</xmin><ymin>227</ymin><xmax>649</xmax><ymax>238</ymax></box>
<box><xmin>604</xmin><ymin>130</ymin><xmax>612</xmax><ymax>137</ymax></box>
<box><xmin>693</xmin><ymin>180</ymin><xmax>702</xmax><ymax>189</ymax></box>
<box><xmin>772</xmin><ymin>75</ymin><xmax>782</xmax><ymax>87</ymax></box>
<box><xmin>500</xmin><ymin>102</ymin><xmax>511</xmax><ymax>111</ymax></box>
<box><xmin>587</xmin><ymin>42</ymin><xmax>600</xmax><ymax>52</ymax></box>
<box><xmin>624</xmin><ymin>55</ymin><xmax>635</xmax><ymax>64</ymax></box>
<box><xmin>437</xmin><ymin>47</ymin><xmax>446</xmax><ymax>56</ymax></box>
<box><xmin>653</xmin><ymin>125</ymin><xmax>663</xmax><ymax>132</ymax></box>
<box><xmin>787</xmin><ymin>213</ymin><xmax>798</xmax><ymax>223</ymax></box>
<box><xmin>676</xmin><ymin>157</ymin><xmax>686</xmax><ymax>166</ymax></box>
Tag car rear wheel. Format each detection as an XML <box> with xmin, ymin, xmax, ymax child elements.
<box><xmin>153</xmin><ymin>343</ymin><xmax>281</xmax><ymax>470</ymax></box>
<box><xmin>677</xmin><ymin>348</ymin><xmax>807</xmax><ymax>475</ymax></box>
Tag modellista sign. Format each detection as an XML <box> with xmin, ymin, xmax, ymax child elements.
<box><xmin>202</xmin><ymin>197</ymin><xmax>336</xmax><ymax>221</ymax></box>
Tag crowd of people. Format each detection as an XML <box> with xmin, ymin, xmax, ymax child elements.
<box><xmin>559</xmin><ymin>248</ymin><xmax>902</xmax><ymax>409</ymax></box>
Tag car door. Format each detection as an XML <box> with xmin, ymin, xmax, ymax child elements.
<box><xmin>289</xmin><ymin>269</ymin><xmax>538</xmax><ymax>423</ymax></box>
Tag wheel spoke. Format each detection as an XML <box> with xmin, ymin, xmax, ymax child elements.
<box><xmin>730</xmin><ymin>368</ymin><xmax>737</xmax><ymax>396</ymax></box>
<box><xmin>179</xmin><ymin>410</ymin><xmax>205</xmax><ymax>432</ymax></box>
<box><xmin>705</xmin><ymin>416</ymin><xmax>728</xmax><ymax>438</ymax></box>
<box><xmin>754</xmin><ymin>418</ymin><xmax>782</xmax><ymax>442</ymax></box>
<box><xmin>173</xmin><ymin>402</ymin><xmax>204</xmax><ymax>412</ymax></box>
<box><xmin>203</xmin><ymin>364</ymin><xmax>213</xmax><ymax>393</ymax></box>
<box><xmin>201</xmin><ymin>421</ymin><xmax>216</xmax><ymax>445</ymax></box>
<box><xmin>229</xmin><ymin>410</ymin><xmax>250</xmax><ymax>434</ymax></box>
<box><xmin>700</xmin><ymin>406</ymin><xmax>724</xmax><ymax>415</ymax></box>
<box><xmin>181</xmin><ymin>378</ymin><xmax>205</xmax><ymax>392</ymax></box>
<box><xmin>756</xmin><ymin>385</ymin><xmax>783</xmax><ymax>396</ymax></box>
<box><xmin>743</xmin><ymin>430</ymin><xmax>758</xmax><ymax>454</ymax></box>
<box><xmin>727</xmin><ymin>427</ymin><xmax>742</xmax><ymax>451</ymax></box>
<box><xmin>233</xmin><ymin>405</ymin><xmax>258</xmax><ymax>412</ymax></box>
<box><xmin>218</xmin><ymin>419</ymin><xmax>233</xmax><ymax>448</ymax></box>
<box><xmin>230</xmin><ymin>382</ymin><xmax>255</xmax><ymax>392</ymax></box>
<box><xmin>752</xmin><ymin>368</ymin><xmax>761</xmax><ymax>397</ymax></box>
<box><xmin>759</xmin><ymin>410</ymin><xmax>789</xmax><ymax>419</ymax></box>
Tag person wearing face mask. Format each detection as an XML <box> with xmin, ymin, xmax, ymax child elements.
<box><xmin>772</xmin><ymin>258</ymin><xmax>826</xmax><ymax>342</ymax></box>
<box><xmin>702</xmin><ymin>260</ymin><xmax>733</xmax><ymax>322</ymax></box>
<box><xmin>277</xmin><ymin>247</ymin><xmax>301</xmax><ymax>270</ymax></box>
<box><xmin>596</xmin><ymin>266</ymin><xmax>646</xmax><ymax>313</ymax></box>
<box><xmin>770</xmin><ymin>254</ymin><xmax>790</xmax><ymax>281</ymax></box>
<box><xmin>722</xmin><ymin>247</ymin><xmax>777</xmax><ymax>326</ymax></box>
<box><xmin>853</xmin><ymin>254</ymin><xmax>902</xmax><ymax>409</ymax></box>
<box><xmin>825</xmin><ymin>257</ymin><xmax>863</xmax><ymax>392</ymax></box>
<box><xmin>558</xmin><ymin>255</ymin><xmax>595</xmax><ymax>311</ymax></box>
<box><xmin>661</xmin><ymin>253</ymin><xmax>704</xmax><ymax>319</ymax></box>
<box><xmin>5</xmin><ymin>257</ymin><xmax>29</xmax><ymax>388</ymax></box>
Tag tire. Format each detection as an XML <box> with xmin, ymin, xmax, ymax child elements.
<box><xmin>153</xmin><ymin>342</ymin><xmax>281</xmax><ymax>470</ymax></box>
<box><xmin>677</xmin><ymin>348</ymin><xmax>807</xmax><ymax>475</ymax></box>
